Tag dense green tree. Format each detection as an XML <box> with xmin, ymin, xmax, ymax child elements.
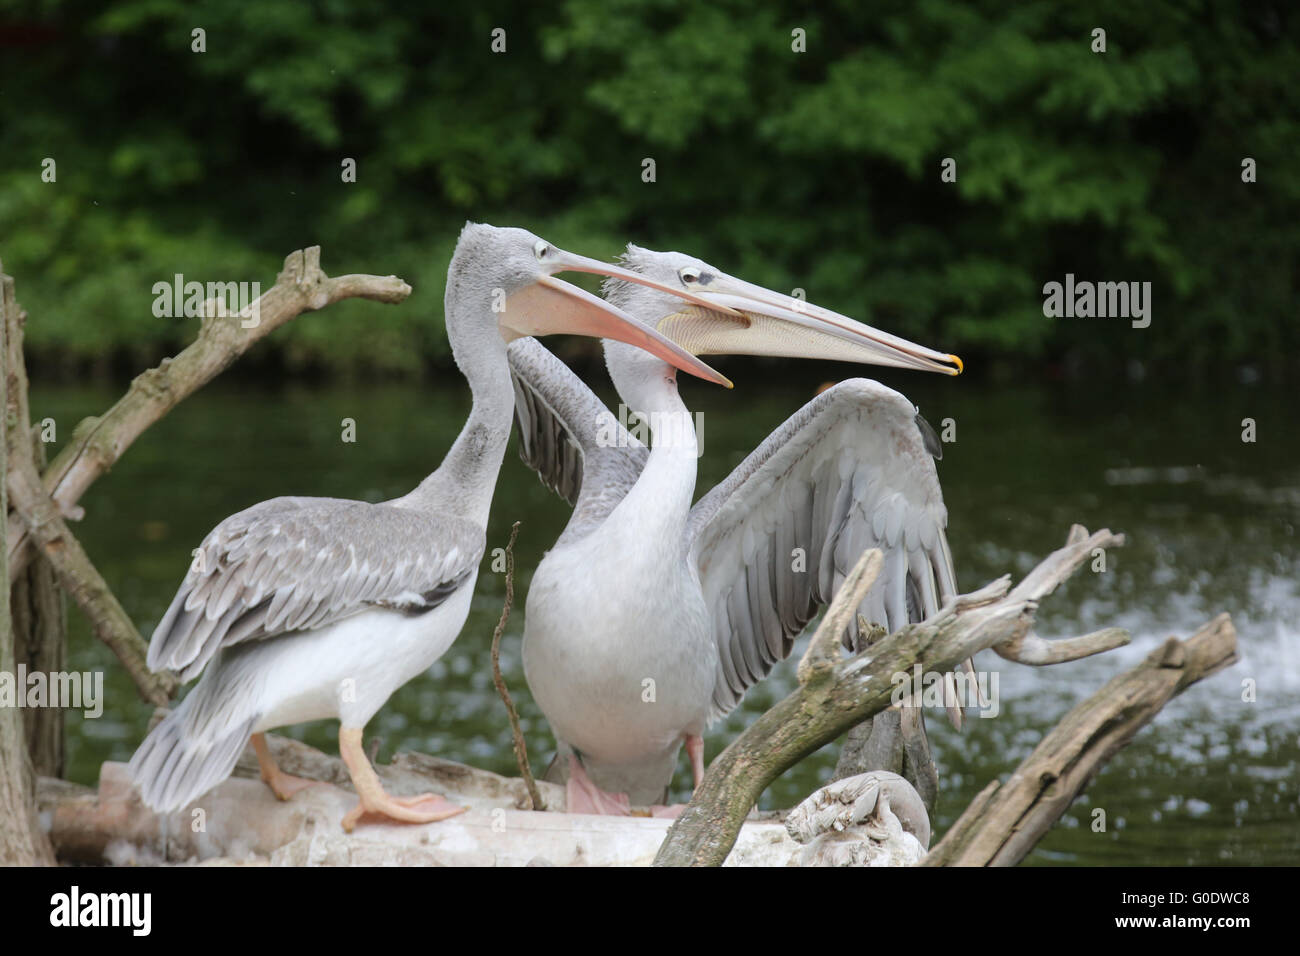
<box><xmin>1</xmin><ymin>0</ymin><xmax>1295</xmax><ymax>378</ymax></box>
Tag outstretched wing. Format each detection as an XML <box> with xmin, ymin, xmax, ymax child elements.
<box><xmin>148</xmin><ymin>496</ymin><xmax>484</xmax><ymax>681</ymax></box>
<box><xmin>687</xmin><ymin>379</ymin><xmax>957</xmax><ymax>717</ymax></box>
<box><xmin>508</xmin><ymin>337</ymin><xmax>648</xmax><ymax>544</ymax></box>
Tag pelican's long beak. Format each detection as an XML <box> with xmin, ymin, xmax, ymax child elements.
<box><xmin>652</xmin><ymin>273</ymin><xmax>963</xmax><ymax>376</ymax></box>
<box><xmin>499</xmin><ymin>251</ymin><xmax>735</xmax><ymax>388</ymax></box>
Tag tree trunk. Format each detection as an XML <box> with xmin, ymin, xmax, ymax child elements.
<box><xmin>12</xmin><ymin>435</ymin><xmax>66</xmax><ymax>776</ymax></box>
<box><xmin>0</xmin><ymin>266</ymin><xmax>55</xmax><ymax>864</ymax></box>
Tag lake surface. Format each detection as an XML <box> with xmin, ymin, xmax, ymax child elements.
<box><xmin>31</xmin><ymin>366</ymin><xmax>1299</xmax><ymax>866</ymax></box>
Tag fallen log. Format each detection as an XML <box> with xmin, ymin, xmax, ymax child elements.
<box><xmin>37</xmin><ymin>740</ymin><xmax>807</xmax><ymax>866</ymax></box>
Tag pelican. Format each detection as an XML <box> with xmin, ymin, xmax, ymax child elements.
<box><xmin>128</xmin><ymin>225</ymin><xmax>733</xmax><ymax>830</ymax></box>
<box><xmin>509</xmin><ymin>246</ymin><xmax>964</xmax><ymax>813</ymax></box>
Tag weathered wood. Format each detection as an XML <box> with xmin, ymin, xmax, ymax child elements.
<box><xmin>36</xmin><ymin>742</ymin><xmax>801</xmax><ymax>866</ymax></box>
<box><xmin>653</xmin><ymin>527</ymin><xmax>1131</xmax><ymax>867</ymax></box>
<box><xmin>0</xmin><ymin>267</ymin><xmax>55</xmax><ymax>864</ymax></box>
<box><xmin>785</xmin><ymin>771</ymin><xmax>931</xmax><ymax>866</ymax></box>
<box><xmin>11</xmin><ymin>532</ymin><xmax>66</xmax><ymax>774</ymax></box>
<box><xmin>920</xmin><ymin>612</ymin><xmax>1238</xmax><ymax>866</ymax></box>
<box><xmin>833</xmin><ymin>621</ymin><xmax>939</xmax><ymax>814</ymax></box>
<box><xmin>7</xmin><ymin>248</ymin><xmax>412</xmax><ymax>581</ymax></box>
<box><xmin>6</xmin><ymin>289</ymin><xmax>67</xmax><ymax>773</ymax></box>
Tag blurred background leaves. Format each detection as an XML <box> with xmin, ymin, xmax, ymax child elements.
<box><xmin>1</xmin><ymin>0</ymin><xmax>1295</xmax><ymax>379</ymax></box>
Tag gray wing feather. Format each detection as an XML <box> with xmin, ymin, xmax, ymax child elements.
<box><xmin>148</xmin><ymin>496</ymin><xmax>483</xmax><ymax>682</ymax></box>
<box><xmin>687</xmin><ymin>379</ymin><xmax>957</xmax><ymax>719</ymax></box>
<box><xmin>507</xmin><ymin>338</ymin><xmax>648</xmax><ymax>544</ymax></box>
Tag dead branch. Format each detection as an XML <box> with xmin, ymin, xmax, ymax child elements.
<box><xmin>653</xmin><ymin>526</ymin><xmax>1131</xmax><ymax>867</ymax></box>
<box><xmin>920</xmin><ymin>612</ymin><xmax>1238</xmax><ymax>866</ymax></box>
<box><xmin>7</xmin><ymin>248</ymin><xmax>412</xmax><ymax>581</ymax></box>
<box><xmin>489</xmin><ymin>521</ymin><xmax>544</xmax><ymax>810</ymax></box>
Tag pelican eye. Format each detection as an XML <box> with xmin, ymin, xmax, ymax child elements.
<box><xmin>533</xmin><ymin>240</ymin><xmax>551</xmax><ymax>260</ymax></box>
<box><xmin>679</xmin><ymin>266</ymin><xmax>701</xmax><ymax>284</ymax></box>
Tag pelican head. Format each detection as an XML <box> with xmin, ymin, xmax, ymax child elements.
<box><xmin>448</xmin><ymin>224</ymin><xmax>733</xmax><ymax>386</ymax></box>
<box><xmin>602</xmin><ymin>245</ymin><xmax>962</xmax><ymax>376</ymax></box>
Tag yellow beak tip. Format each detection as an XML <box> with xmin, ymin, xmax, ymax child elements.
<box><xmin>949</xmin><ymin>354</ymin><xmax>964</xmax><ymax>375</ymax></box>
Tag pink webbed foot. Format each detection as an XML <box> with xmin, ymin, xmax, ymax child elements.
<box><xmin>338</xmin><ymin>727</ymin><xmax>466</xmax><ymax>832</ymax></box>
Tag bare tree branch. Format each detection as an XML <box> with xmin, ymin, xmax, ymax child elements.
<box><xmin>653</xmin><ymin>527</ymin><xmax>1130</xmax><ymax>867</ymax></box>
<box><xmin>920</xmin><ymin>612</ymin><xmax>1238</xmax><ymax>866</ymax></box>
<box><xmin>7</xmin><ymin>248</ymin><xmax>412</xmax><ymax>581</ymax></box>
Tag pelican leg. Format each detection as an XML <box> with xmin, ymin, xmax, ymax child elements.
<box><xmin>251</xmin><ymin>733</ymin><xmax>319</xmax><ymax>802</ymax></box>
<box><xmin>338</xmin><ymin>727</ymin><xmax>466</xmax><ymax>831</ymax></box>
<box><xmin>565</xmin><ymin>755</ymin><xmax>633</xmax><ymax>815</ymax></box>
<box><xmin>685</xmin><ymin>734</ymin><xmax>706</xmax><ymax>789</ymax></box>
<box><xmin>646</xmin><ymin>738</ymin><xmax>708</xmax><ymax>818</ymax></box>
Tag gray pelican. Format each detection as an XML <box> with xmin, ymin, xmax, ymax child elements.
<box><xmin>509</xmin><ymin>246</ymin><xmax>963</xmax><ymax>813</ymax></box>
<box><xmin>128</xmin><ymin>225</ymin><xmax>732</xmax><ymax>830</ymax></box>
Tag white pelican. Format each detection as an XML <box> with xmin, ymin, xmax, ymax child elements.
<box><xmin>509</xmin><ymin>247</ymin><xmax>963</xmax><ymax>813</ymax></box>
<box><xmin>128</xmin><ymin>225</ymin><xmax>732</xmax><ymax>830</ymax></box>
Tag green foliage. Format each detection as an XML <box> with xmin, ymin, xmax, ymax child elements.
<box><xmin>1</xmin><ymin>0</ymin><xmax>1296</xmax><ymax>377</ymax></box>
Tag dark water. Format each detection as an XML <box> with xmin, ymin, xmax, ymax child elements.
<box><xmin>31</xmin><ymin>369</ymin><xmax>1299</xmax><ymax>866</ymax></box>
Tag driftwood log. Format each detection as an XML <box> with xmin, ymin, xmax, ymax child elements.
<box><xmin>654</xmin><ymin>526</ymin><xmax>1133</xmax><ymax>866</ymax></box>
<box><xmin>35</xmin><ymin>739</ymin><xmax>811</xmax><ymax>867</ymax></box>
<box><xmin>921</xmin><ymin>611</ymin><xmax>1238</xmax><ymax>866</ymax></box>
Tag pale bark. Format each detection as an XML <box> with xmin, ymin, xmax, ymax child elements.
<box><xmin>37</xmin><ymin>753</ymin><xmax>804</xmax><ymax>867</ymax></box>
